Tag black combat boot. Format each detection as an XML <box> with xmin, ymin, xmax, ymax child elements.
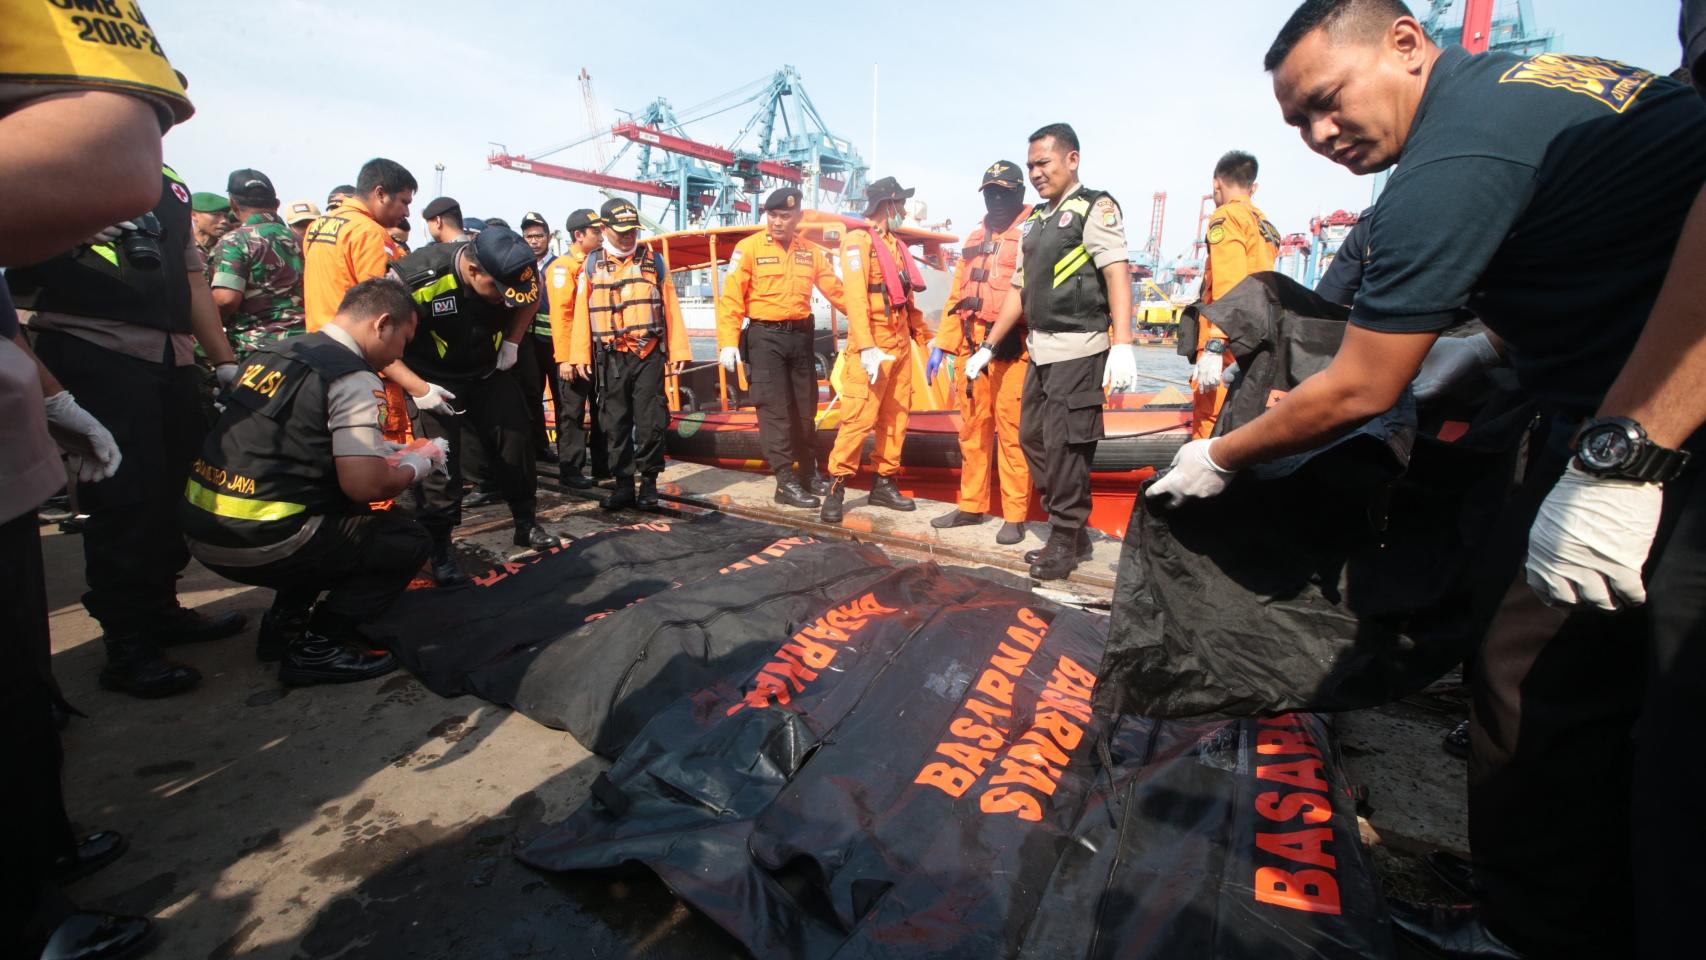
<box><xmin>154</xmin><ymin>607</ymin><xmax>249</xmax><ymax>647</ymax></box>
<box><xmin>513</xmin><ymin>507</ymin><xmax>562</xmax><ymax>552</ymax></box>
<box><xmin>563</xmin><ymin>472</ymin><xmax>597</xmax><ymax>490</ymax></box>
<box><xmin>256</xmin><ymin>604</ymin><xmax>311</xmax><ymax>663</ymax></box>
<box><xmin>819</xmin><ymin>476</ymin><xmax>847</xmax><ymax>524</ymax></box>
<box><xmin>98</xmin><ymin>636</ymin><xmax>200</xmax><ymax>699</ymax></box>
<box><xmin>637</xmin><ymin>474</ymin><xmax>661</xmax><ymax>509</ymax></box>
<box><xmin>602</xmin><ymin>476</ymin><xmax>638</xmax><ymax>511</ymax></box>
<box><xmin>1024</xmin><ymin>527</ymin><xmax>1092</xmax><ymax>565</ymax></box>
<box><xmin>867</xmin><ymin>475</ymin><xmax>915</xmax><ymax>512</ymax></box>
<box><xmin>429</xmin><ymin>537</ymin><xmax>470</xmax><ymax>588</ymax></box>
<box><xmin>803</xmin><ymin>465</ymin><xmax>833</xmax><ymax>497</ymax></box>
<box><xmin>278</xmin><ymin>615</ymin><xmax>397</xmax><ymax>686</ymax></box>
<box><xmin>774</xmin><ymin>468</ymin><xmax>820</xmax><ymax>509</ymax></box>
<box><xmin>1029</xmin><ymin>527</ymin><xmax>1085</xmax><ymax>581</ymax></box>
<box><xmin>931</xmin><ymin>508</ymin><xmax>987</xmax><ymax>529</ymax></box>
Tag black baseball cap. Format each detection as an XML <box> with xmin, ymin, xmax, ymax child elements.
<box><xmin>463</xmin><ymin>217</ymin><xmax>486</xmax><ymax>234</ymax></box>
<box><xmin>471</xmin><ymin>227</ymin><xmax>540</xmax><ymax>309</ymax></box>
<box><xmin>863</xmin><ymin>176</ymin><xmax>914</xmax><ymax>216</ymax></box>
<box><xmin>979</xmin><ymin>160</ymin><xmax>1023</xmax><ymax>191</ymax></box>
<box><xmin>599</xmin><ymin>198</ymin><xmax>640</xmax><ymax>233</ymax></box>
<box><xmin>564</xmin><ymin>208</ymin><xmax>601</xmax><ymax>233</ymax></box>
<box><xmin>482</xmin><ymin>216</ymin><xmax>512</xmax><ymax>231</ymax></box>
<box><xmin>519</xmin><ymin>211</ymin><xmax>549</xmax><ymax>232</ymax></box>
<box><xmin>422</xmin><ymin>196</ymin><xmax>460</xmax><ymax>220</ymax></box>
<box><xmin>226</xmin><ymin>168</ymin><xmax>277</xmax><ymax>205</ymax></box>
<box><xmin>763</xmin><ymin>187</ymin><xmax>802</xmax><ymax>212</ymax></box>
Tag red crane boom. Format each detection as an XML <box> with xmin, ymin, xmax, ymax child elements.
<box><xmin>610</xmin><ymin>122</ymin><xmax>803</xmax><ymax>184</ymax></box>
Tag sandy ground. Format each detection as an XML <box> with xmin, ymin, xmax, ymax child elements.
<box><xmin>43</xmin><ymin>466</ymin><xmax>1468</xmax><ymax>958</ymax></box>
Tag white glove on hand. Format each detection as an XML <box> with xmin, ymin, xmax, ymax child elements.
<box><xmin>1412</xmin><ymin>332</ymin><xmax>1501</xmax><ymax>403</ymax></box>
<box><xmin>43</xmin><ymin>390</ymin><xmax>122</xmax><ymax>483</ymax></box>
<box><xmin>1104</xmin><ymin>342</ymin><xmax>1139</xmax><ymax>392</ymax></box>
<box><xmin>215</xmin><ymin>363</ymin><xmax>239</xmax><ymax>389</ymax></box>
<box><xmin>859</xmin><ymin>346</ymin><xmax>894</xmax><ymax>385</ymax></box>
<box><xmin>1525</xmin><ymin>462</ymin><xmax>1662</xmax><ymax>611</ymax></box>
<box><xmin>1145</xmin><ymin>438</ymin><xmax>1236</xmax><ymax>509</ymax></box>
<box><xmin>496</xmin><ymin>341</ymin><xmax>519</xmax><ymax>371</ymax></box>
<box><xmin>386</xmin><ymin>437</ymin><xmax>452</xmax><ymax>481</ymax></box>
<box><xmin>719</xmin><ymin>346</ymin><xmax>742</xmax><ymax>372</ymax></box>
<box><xmin>85</xmin><ymin>221</ymin><xmax>136</xmax><ymax>246</ymax></box>
<box><xmin>411</xmin><ymin>382</ymin><xmax>458</xmax><ymax>412</ymax></box>
<box><xmin>965</xmin><ymin>345</ymin><xmax>993</xmax><ymax>381</ymax></box>
<box><xmin>1193</xmin><ymin>345</ymin><xmax>1227</xmax><ymax>391</ymax></box>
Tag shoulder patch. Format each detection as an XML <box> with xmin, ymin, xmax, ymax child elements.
<box><xmin>1206</xmin><ymin>224</ymin><xmax>1228</xmax><ymax>245</ymax></box>
<box><xmin>846</xmin><ymin>246</ymin><xmax>862</xmax><ymax>272</ymax></box>
<box><xmin>1095</xmin><ymin>197</ymin><xmax>1121</xmax><ymax>228</ymax></box>
<box><xmin>1498</xmin><ymin>53</ymin><xmax>1654</xmax><ymax>114</ymax></box>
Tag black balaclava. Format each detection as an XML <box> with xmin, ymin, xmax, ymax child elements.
<box><xmin>984</xmin><ymin>185</ymin><xmax>1026</xmax><ymax>231</ymax></box>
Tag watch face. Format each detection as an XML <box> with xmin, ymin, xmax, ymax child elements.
<box><xmin>1580</xmin><ymin>425</ymin><xmax>1634</xmax><ymax>469</ymax></box>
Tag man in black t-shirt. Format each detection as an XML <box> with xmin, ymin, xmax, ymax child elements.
<box><xmin>1148</xmin><ymin>2</ymin><xmax>1706</xmax><ymax>957</ymax></box>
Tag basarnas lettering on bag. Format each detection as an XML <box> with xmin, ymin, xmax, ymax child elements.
<box><xmin>1250</xmin><ymin>714</ymin><xmax>1345</xmax><ymax>916</ymax></box>
<box><xmin>724</xmin><ymin>591</ymin><xmax>900</xmax><ymax>716</ymax></box>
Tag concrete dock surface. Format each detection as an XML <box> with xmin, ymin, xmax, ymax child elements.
<box><xmin>44</xmin><ymin>460</ymin><xmax>1467</xmax><ymax>958</ymax></box>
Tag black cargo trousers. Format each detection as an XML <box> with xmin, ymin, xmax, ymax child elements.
<box><xmin>1467</xmin><ymin>418</ymin><xmax>1705</xmax><ymax>959</ymax></box>
<box><xmin>743</xmin><ymin>318</ymin><xmax>820</xmax><ymax>477</ymax></box>
<box><xmin>598</xmin><ymin>346</ymin><xmax>669</xmax><ymax>479</ymax></box>
<box><xmin>1018</xmin><ymin>349</ymin><xmax>1107</xmax><ymax>533</ymax></box>
<box><xmin>412</xmin><ymin>371</ymin><xmax>537</xmax><ymax>541</ymax></box>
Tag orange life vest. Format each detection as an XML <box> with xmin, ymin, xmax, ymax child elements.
<box><xmin>952</xmin><ymin>205</ymin><xmax>1031</xmax><ymax>340</ymax></box>
<box><xmin>584</xmin><ymin>248</ymin><xmax>667</xmax><ymax>354</ymax></box>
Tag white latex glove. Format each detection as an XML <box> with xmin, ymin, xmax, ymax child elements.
<box><xmin>1145</xmin><ymin>438</ymin><xmax>1236</xmax><ymax>508</ymax></box>
<box><xmin>965</xmin><ymin>345</ymin><xmax>993</xmax><ymax>381</ymax></box>
<box><xmin>411</xmin><ymin>382</ymin><xmax>458</xmax><ymax>412</ymax></box>
<box><xmin>719</xmin><ymin>346</ymin><xmax>742</xmax><ymax>372</ymax></box>
<box><xmin>496</xmin><ymin>340</ymin><xmax>520</xmax><ymax>371</ymax></box>
<box><xmin>215</xmin><ymin>362</ymin><xmax>239</xmax><ymax>389</ymax></box>
<box><xmin>1412</xmin><ymin>332</ymin><xmax>1501</xmax><ymax>403</ymax></box>
<box><xmin>1525</xmin><ymin>462</ymin><xmax>1662</xmax><ymax>611</ymax></box>
<box><xmin>859</xmin><ymin>346</ymin><xmax>894</xmax><ymax>385</ymax></box>
<box><xmin>85</xmin><ymin>220</ymin><xmax>136</xmax><ymax>246</ymax></box>
<box><xmin>43</xmin><ymin>390</ymin><xmax>122</xmax><ymax>483</ymax></box>
<box><xmin>386</xmin><ymin>437</ymin><xmax>452</xmax><ymax>481</ymax></box>
<box><xmin>1104</xmin><ymin>342</ymin><xmax>1139</xmax><ymax>392</ymax></box>
<box><xmin>1193</xmin><ymin>344</ymin><xmax>1227</xmax><ymax>391</ymax></box>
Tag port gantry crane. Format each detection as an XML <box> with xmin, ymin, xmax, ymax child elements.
<box><xmin>488</xmin><ymin>66</ymin><xmax>869</xmax><ymax>232</ymax></box>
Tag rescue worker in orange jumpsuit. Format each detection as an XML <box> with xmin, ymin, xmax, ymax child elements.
<box><xmin>821</xmin><ymin>177</ymin><xmax>934</xmax><ymax>524</ymax></box>
<box><xmin>567</xmin><ymin>198</ymin><xmax>691</xmax><ymax>511</ymax></box>
<box><xmin>547</xmin><ymin>208</ymin><xmax>608</xmax><ymax>488</ymax></box>
<box><xmin>929</xmin><ymin>161</ymin><xmax>1033</xmax><ymax>545</ymax></box>
<box><xmin>718</xmin><ymin>187</ymin><xmax>846</xmax><ymax>509</ymax></box>
<box><xmin>1191</xmin><ymin>150</ymin><xmax>1280</xmax><ymax>440</ymax></box>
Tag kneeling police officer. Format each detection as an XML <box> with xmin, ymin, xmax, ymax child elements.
<box><xmin>182</xmin><ymin>279</ymin><xmax>438</xmax><ymax>685</ymax></box>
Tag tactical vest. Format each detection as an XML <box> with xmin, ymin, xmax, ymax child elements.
<box><xmin>956</xmin><ymin>207</ymin><xmax>1031</xmax><ymax>356</ymax></box>
<box><xmin>529</xmin><ymin>256</ymin><xmax>553</xmax><ymax>338</ymax></box>
<box><xmin>180</xmin><ymin>333</ymin><xmax>375</xmax><ymax>549</ymax></box>
<box><xmin>8</xmin><ymin>166</ymin><xmax>194</xmax><ymax>333</ymax></box>
<box><xmin>396</xmin><ymin>242</ymin><xmax>507</xmax><ymax>380</ymax></box>
<box><xmin>1020</xmin><ymin>187</ymin><xmax>1114</xmax><ymax>336</ymax></box>
<box><xmin>585</xmin><ymin>248</ymin><xmax>668</xmax><ymax>350</ymax></box>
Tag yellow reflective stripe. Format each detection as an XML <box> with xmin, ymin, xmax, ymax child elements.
<box><xmin>1052</xmin><ymin>245</ymin><xmax>1090</xmax><ymax>288</ymax></box>
<box><xmin>90</xmin><ymin>244</ymin><xmax>119</xmax><ymax>267</ymax></box>
<box><xmin>431</xmin><ymin>330</ymin><xmax>449</xmax><ymax>358</ymax></box>
<box><xmin>183</xmin><ymin>480</ymin><xmax>306</xmax><ymax>522</ymax></box>
<box><xmin>493</xmin><ymin>331</ymin><xmax>503</xmax><ymax>351</ymax></box>
<box><xmin>1062</xmin><ymin>196</ymin><xmax>1090</xmax><ymax>216</ymax></box>
<box><xmin>411</xmin><ymin>274</ymin><xmax>458</xmax><ymax>304</ymax></box>
<box><xmin>162</xmin><ymin>165</ymin><xmax>185</xmax><ymax>185</ymax></box>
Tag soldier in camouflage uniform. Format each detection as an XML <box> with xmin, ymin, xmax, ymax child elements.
<box><xmin>207</xmin><ymin>169</ymin><xmax>304</xmax><ymax>356</ymax></box>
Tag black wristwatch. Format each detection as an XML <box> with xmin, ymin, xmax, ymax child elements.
<box><xmin>977</xmin><ymin>340</ymin><xmax>997</xmax><ymax>355</ymax></box>
<box><xmin>1571</xmin><ymin>417</ymin><xmax>1691</xmax><ymax>484</ymax></box>
<box><xmin>1203</xmin><ymin>338</ymin><xmax>1227</xmax><ymax>355</ymax></box>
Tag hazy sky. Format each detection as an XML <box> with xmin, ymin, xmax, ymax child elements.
<box><xmin>153</xmin><ymin>0</ymin><xmax>1683</xmax><ymax>261</ymax></box>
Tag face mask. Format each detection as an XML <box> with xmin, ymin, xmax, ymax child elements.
<box><xmin>885</xmin><ymin>208</ymin><xmax>906</xmax><ymax>230</ymax></box>
<box><xmin>984</xmin><ymin>188</ymin><xmax>1025</xmax><ymax>224</ymax></box>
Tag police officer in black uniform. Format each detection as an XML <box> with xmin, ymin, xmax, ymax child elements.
<box><xmin>10</xmin><ymin>165</ymin><xmax>249</xmax><ymax>698</ymax></box>
<box><xmin>387</xmin><ymin>226</ymin><xmax>561</xmax><ymax>585</ymax></box>
<box><xmin>183</xmin><ymin>279</ymin><xmax>434</xmax><ymax>684</ymax></box>
<box><xmin>967</xmin><ymin>123</ymin><xmax>1138</xmax><ymax>581</ymax></box>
